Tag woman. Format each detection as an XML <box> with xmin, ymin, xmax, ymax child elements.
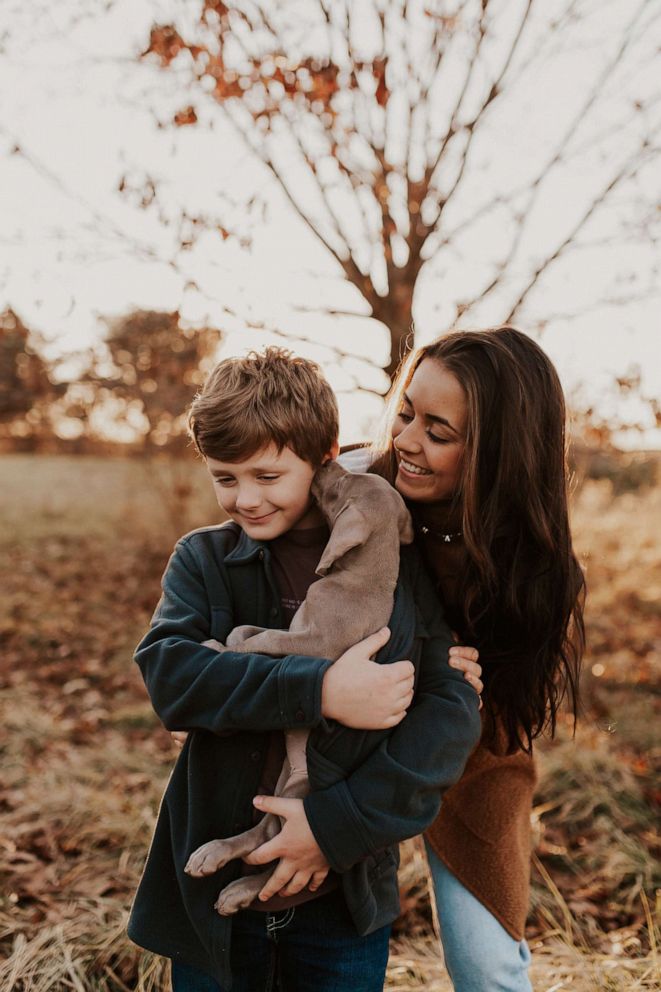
<box><xmin>358</xmin><ymin>325</ymin><xmax>585</xmax><ymax>991</ymax></box>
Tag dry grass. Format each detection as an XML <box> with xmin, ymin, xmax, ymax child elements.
<box><xmin>0</xmin><ymin>684</ymin><xmax>169</xmax><ymax>991</ymax></box>
<box><xmin>0</xmin><ymin>453</ymin><xmax>218</xmax><ymax>546</ymax></box>
<box><xmin>385</xmin><ymin>935</ymin><xmax>659</xmax><ymax>991</ymax></box>
<box><xmin>0</xmin><ymin>456</ymin><xmax>659</xmax><ymax>991</ymax></box>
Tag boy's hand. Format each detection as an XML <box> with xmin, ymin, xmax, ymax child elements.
<box><xmin>244</xmin><ymin>796</ymin><xmax>330</xmax><ymax>900</ymax></box>
<box><xmin>321</xmin><ymin>627</ymin><xmax>415</xmax><ymax>730</ymax></box>
<box><xmin>448</xmin><ymin>645</ymin><xmax>483</xmax><ymax>706</ymax></box>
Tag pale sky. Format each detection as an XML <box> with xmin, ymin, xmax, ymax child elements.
<box><xmin>0</xmin><ymin>0</ymin><xmax>659</xmax><ymax>446</ymax></box>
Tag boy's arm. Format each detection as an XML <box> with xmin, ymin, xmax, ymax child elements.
<box><xmin>302</xmin><ymin>559</ymin><xmax>482</xmax><ymax>874</ymax></box>
<box><xmin>136</xmin><ymin>537</ymin><xmax>333</xmax><ymax>734</ymax></box>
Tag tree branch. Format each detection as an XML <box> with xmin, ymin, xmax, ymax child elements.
<box><xmin>424</xmin><ymin>0</ymin><xmax>535</xmax><ymax>238</ymax></box>
<box><xmin>0</xmin><ymin>126</ymin><xmax>181</xmax><ymax>273</ymax></box>
<box><xmin>504</xmin><ymin>141</ymin><xmax>660</xmax><ymax>321</ymax></box>
<box><xmin>423</xmin><ymin>0</ymin><xmax>492</xmax><ymax>202</ymax></box>
<box><xmin>218</xmin><ymin>100</ymin><xmax>371</xmax><ymax>294</ymax></box>
<box><xmin>218</xmin><ymin>301</ymin><xmax>389</xmax><ymax>399</ymax></box>
<box><xmin>423</xmin><ymin>0</ymin><xmax>652</xmax><ymax>275</ymax></box>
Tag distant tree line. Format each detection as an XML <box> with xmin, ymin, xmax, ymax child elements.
<box><xmin>1</xmin><ymin>305</ymin><xmax>658</xmax><ymax>500</ymax></box>
<box><xmin>0</xmin><ymin>308</ymin><xmax>221</xmax><ymax>454</ymax></box>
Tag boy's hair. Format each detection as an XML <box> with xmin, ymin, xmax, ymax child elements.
<box><xmin>188</xmin><ymin>346</ymin><xmax>339</xmax><ymax>465</ymax></box>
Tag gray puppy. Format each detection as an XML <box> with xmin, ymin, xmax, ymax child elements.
<box><xmin>185</xmin><ymin>459</ymin><xmax>413</xmax><ymax>915</ymax></box>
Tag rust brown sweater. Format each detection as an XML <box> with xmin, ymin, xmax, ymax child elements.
<box><xmin>425</xmin><ymin>720</ymin><xmax>536</xmax><ymax>939</ymax></box>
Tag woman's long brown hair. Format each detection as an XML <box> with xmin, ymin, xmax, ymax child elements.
<box><xmin>371</xmin><ymin>326</ymin><xmax>586</xmax><ymax>754</ymax></box>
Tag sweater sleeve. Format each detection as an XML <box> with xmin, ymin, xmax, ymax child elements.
<box><xmin>135</xmin><ymin>538</ymin><xmax>333</xmax><ymax>734</ymax></box>
<box><xmin>303</xmin><ymin>560</ymin><xmax>482</xmax><ymax>873</ymax></box>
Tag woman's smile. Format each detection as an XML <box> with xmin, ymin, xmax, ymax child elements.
<box><xmin>398</xmin><ymin>456</ymin><xmax>433</xmax><ymax>477</ymax></box>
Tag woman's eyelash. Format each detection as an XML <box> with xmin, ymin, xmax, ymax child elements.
<box><xmin>398</xmin><ymin>410</ymin><xmax>449</xmax><ymax>444</ymax></box>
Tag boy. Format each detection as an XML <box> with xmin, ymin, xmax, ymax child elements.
<box><xmin>128</xmin><ymin>347</ymin><xmax>481</xmax><ymax>992</ymax></box>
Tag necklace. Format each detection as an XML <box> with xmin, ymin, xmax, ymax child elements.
<box><xmin>417</xmin><ymin>524</ymin><xmax>463</xmax><ymax>543</ymax></box>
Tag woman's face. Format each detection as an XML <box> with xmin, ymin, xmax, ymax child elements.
<box><xmin>391</xmin><ymin>358</ymin><xmax>468</xmax><ymax>503</ymax></box>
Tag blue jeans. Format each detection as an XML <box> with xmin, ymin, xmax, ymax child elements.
<box><xmin>171</xmin><ymin>888</ymin><xmax>391</xmax><ymax>992</ymax></box>
<box><xmin>425</xmin><ymin>841</ymin><xmax>532</xmax><ymax>992</ymax></box>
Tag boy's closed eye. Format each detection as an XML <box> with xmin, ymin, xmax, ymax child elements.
<box><xmin>213</xmin><ymin>474</ymin><xmax>281</xmax><ymax>486</ymax></box>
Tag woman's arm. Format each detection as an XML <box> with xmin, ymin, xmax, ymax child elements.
<box><xmin>304</xmin><ymin>657</ymin><xmax>481</xmax><ymax>872</ymax></box>
<box><xmin>242</xmin><ymin>630</ymin><xmax>481</xmax><ymax>897</ymax></box>
<box><xmin>301</xmin><ymin>556</ymin><xmax>482</xmax><ymax>873</ymax></box>
<box><xmin>242</xmin><ymin>628</ymin><xmax>482</xmax><ymax>897</ymax></box>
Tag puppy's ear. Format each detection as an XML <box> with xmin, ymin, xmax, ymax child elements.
<box><xmin>311</xmin><ymin>459</ymin><xmax>345</xmax><ymax>511</ymax></box>
<box><xmin>396</xmin><ymin>497</ymin><xmax>415</xmax><ymax>545</ymax></box>
<box><xmin>316</xmin><ymin>501</ymin><xmax>371</xmax><ymax>575</ymax></box>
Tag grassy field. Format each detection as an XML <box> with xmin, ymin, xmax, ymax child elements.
<box><xmin>0</xmin><ymin>454</ymin><xmax>659</xmax><ymax>991</ymax></box>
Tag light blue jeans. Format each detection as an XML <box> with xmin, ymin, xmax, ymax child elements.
<box><xmin>425</xmin><ymin>841</ymin><xmax>532</xmax><ymax>992</ymax></box>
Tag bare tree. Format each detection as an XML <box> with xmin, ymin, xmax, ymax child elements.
<box><xmin>0</xmin><ymin>308</ymin><xmax>59</xmax><ymax>443</ymax></box>
<box><xmin>138</xmin><ymin>0</ymin><xmax>660</xmax><ymax>376</ymax></box>
<box><xmin>78</xmin><ymin>310</ymin><xmax>221</xmax><ymax>449</ymax></box>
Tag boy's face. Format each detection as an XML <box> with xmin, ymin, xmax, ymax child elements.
<box><xmin>206</xmin><ymin>443</ymin><xmax>331</xmax><ymax>540</ymax></box>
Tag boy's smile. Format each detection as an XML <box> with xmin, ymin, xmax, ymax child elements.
<box><xmin>206</xmin><ymin>443</ymin><xmax>329</xmax><ymax>540</ymax></box>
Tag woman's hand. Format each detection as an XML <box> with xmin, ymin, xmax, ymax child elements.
<box><xmin>449</xmin><ymin>645</ymin><xmax>483</xmax><ymax>705</ymax></box>
<box><xmin>321</xmin><ymin>627</ymin><xmax>415</xmax><ymax>730</ymax></box>
<box><xmin>244</xmin><ymin>796</ymin><xmax>330</xmax><ymax>900</ymax></box>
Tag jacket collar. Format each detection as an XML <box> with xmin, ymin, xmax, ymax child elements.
<box><xmin>223</xmin><ymin>526</ymin><xmax>270</xmax><ymax>566</ymax></box>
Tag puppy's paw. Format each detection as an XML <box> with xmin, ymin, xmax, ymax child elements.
<box><xmin>214</xmin><ymin>880</ymin><xmax>260</xmax><ymax>916</ymax></box>
<box><xmin>185</xmin><ymin>840</ymin><xmax>234</xmax><ymax>877</ymax></box>
<box><xmin>225</xmin><ymin>625</ymin><xmax>264</xmax><ymax>648</ymax></box>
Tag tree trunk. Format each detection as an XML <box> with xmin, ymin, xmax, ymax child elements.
<box><xmin>372</xmin><ymin>289</ymin><xmax>415</xmax><ymax>382</ymax></box>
